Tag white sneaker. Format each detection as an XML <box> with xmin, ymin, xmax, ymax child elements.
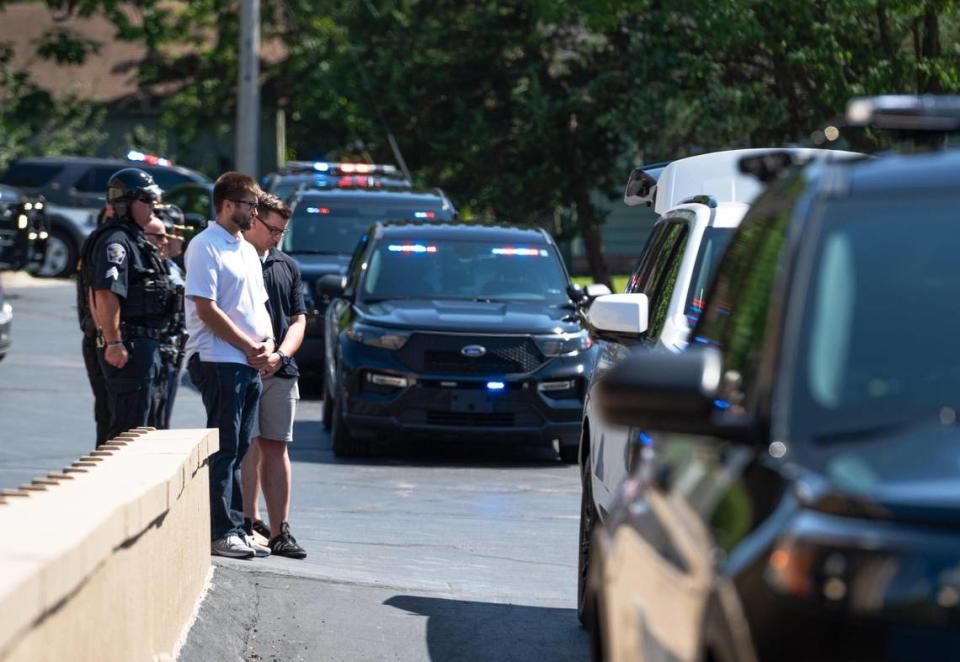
<box><xmin>241</xmin><ymin>531</ymin><xmax>271</xmax><ymax>558</ymax></box>
<box><xmin>212</xmin><ymin>532</ymin><xmax>255</xmax><ymax>559</ymax></box>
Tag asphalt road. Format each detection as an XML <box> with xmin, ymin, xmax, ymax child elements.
<box><xmin>0</xmin><ymin>272</ymin><xmax>589</xmax><ymax>661</ymax></box>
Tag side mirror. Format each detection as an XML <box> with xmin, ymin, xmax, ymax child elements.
<box><xmin>566</xmin><ymin>283</ymin><xmax>585</xmax><ymax>302</ymax></box>
<box><xmin>596</xmin><ymin>346</ymin><xmax>725</xmax><ymax>434</ymax></box>
<box><xmin>317</xmin><ymin>274</ymin><xmax>347</xmax><ymax>298</ymax></box>
<box><xmin>624</xmin><ymin>167</ymin><xmax>659</xmax><ymax>207</ymax></box>
<box><xmin>584</xmin><ymin>283</ymin><xmax>612</xmax><ymax>299</ymax></box>
<box><xmin>588</xmin><ymin>293</ymin><xmax>648</xmax><ymax>344</ymax></box>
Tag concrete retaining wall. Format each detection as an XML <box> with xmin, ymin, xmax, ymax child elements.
<box><xmin>0</xmin><ymin>427</ymin><xmax>218</xmax><ymax>662</ymax></box>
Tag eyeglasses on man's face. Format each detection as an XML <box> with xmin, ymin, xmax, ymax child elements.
<box><xmin>230</xmin><ymin>198</ymin><xmax>259</xmax><ymax>211</ymax></box>
<box><xmin>258</xmin><ymin>216</ymin><xmax>288</xmax><ymax>237</ymax></box>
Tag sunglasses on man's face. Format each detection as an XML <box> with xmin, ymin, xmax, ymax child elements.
<box><xmin>144</xmin><ymin>232</ymin><xmax>169</xmax><ymax>241</ymax></box>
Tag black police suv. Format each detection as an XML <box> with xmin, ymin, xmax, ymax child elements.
<box><xmin>588</xmin><ymin>98</ymin><xmax>960</xmax><ymax>662</ymax></box>
<box><xmin>282</xmin><ymin>187</ymin><xmax>456</xmax><ymax>379</ymax></box>
<box><xmin>0</xmin><ymin>155</ymin><xmax>209</xmax><ymax>277</ymax></box>
<box><xmin>320</xmin><ymin>222</ymin><xmax>601</xmax><ymax>459</ymax></box>
<box><xmin>0</xmin><ymin>184</ymin><xmax>48</xmax><ymax>272</ymax></box>
<box><xmin>263</xmin><ymin>161</ymin><xmax>412</xmax><ymax>199</ymax></box>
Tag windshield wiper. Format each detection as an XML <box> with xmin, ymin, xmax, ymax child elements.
<box><xmin>360</xmin><ymin>297</ymin><xmax>415</xmax><ymax>304</ymax></box>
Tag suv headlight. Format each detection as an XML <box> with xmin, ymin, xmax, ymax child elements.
<box><xmin>345</xmin><ymin>322</ymin><xmax>411</xmax><ymax>350</ymax></box>
<box><xmin>534</xmin><ymin>329</ymin><xmax>593</xmax><ymax>357</ymax></box>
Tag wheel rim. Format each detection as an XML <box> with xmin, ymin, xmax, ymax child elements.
<box><xmin>37</xmin><ymin>235</ymin><xmax>69</xmax><ymax>277</ymax></box>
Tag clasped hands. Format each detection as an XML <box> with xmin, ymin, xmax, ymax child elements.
<box><xmin>246</xmin><ymin>339</ymin><xmax>280</xmax><ymax>377</ymax></box>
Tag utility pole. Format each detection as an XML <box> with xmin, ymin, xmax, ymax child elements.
<box><xmin>236</xmin><ymin>0</ymin><xmax>260</xmax><ymax>177</ymax></box>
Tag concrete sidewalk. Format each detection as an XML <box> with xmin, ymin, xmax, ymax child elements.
<box><xmin>181</xmin><ymin>563</ymin><xmax>588</xmax><ymax>662</ymax></box>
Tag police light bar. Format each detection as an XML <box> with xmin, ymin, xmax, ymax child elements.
<box><xmin>388</xmin><ymin>244</ymin><xmax>437</xmax><ymax>253</ymax></box>
<box><xmin>414</xmin><ymin>211</ymin><xmax>436</xmax><ymax>219</ymax></box>
<box><xmin>127</xmin><ymin>149</ymin><xmax>172</xmax><ymax>167</ymax></box>
<box><xmin>491</xmin><ymin>247</ymin><xmax>547</xmax><ymax>256</ymax></box>
<box><xmin>846</xmin><ymin>95</ymin><xmax>960</xmax><ymax>131</ymax></box>
<box><xmin>310</xmin><ymin>162</ymin><xmax>400</xmax><ymax>176</ymax></box>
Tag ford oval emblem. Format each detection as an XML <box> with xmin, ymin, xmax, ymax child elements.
<box><xmin>461</xmin><ymin>344</ymin><xmax>487</xmax><ymax>358</ymax></box>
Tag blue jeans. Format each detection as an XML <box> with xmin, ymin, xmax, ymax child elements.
<box><xmin>188</xmin><ymin>356</ymin><xmax>262</xmax><ymax>541</ymax></box>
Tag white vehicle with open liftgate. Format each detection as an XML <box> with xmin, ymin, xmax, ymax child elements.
<box><xmin>575</xmin><ymin>147</ymin><xmax>860</xmax><ymax>624</ymax></box>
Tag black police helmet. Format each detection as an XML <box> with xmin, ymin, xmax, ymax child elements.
<box><xmin>106</xmin><ymin>168</ymin><xmax>163</xmax><ymax>219</ymax></box>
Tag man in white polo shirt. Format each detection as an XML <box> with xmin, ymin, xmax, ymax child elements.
<box><xmin>184</xmin><ymin>171</ymin><xmax>275</xmax><ymax>559</ymax></box>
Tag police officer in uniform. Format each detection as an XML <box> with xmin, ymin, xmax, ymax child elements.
<box><xmin>144</xmin><ymin>208</ymin><xmax>188</xmax><ymax>429</ymax></box>
<box><xmin>82</xmin><ymin>168</ymin><xmax>178</xmax><ymax>440</ymax></box>
<box><xmin>77</xmin><ymin>206</ymin><xmax>113</xmax><ymax>447</ymax></box>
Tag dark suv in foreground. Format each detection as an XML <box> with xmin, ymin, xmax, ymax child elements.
<box><xmin>282</xmin><ymin>187</ymin><xmax>456</xmax><ymax>379</ymax></box>
<box><xmin>321</xmin><ymin>222</ymin><xmax>602</xmax><ymax>459</ymax></box>
<box><xmin>589</xmin><ymin>98</ymin><xmax>960</xmax><ymax>661</ymax></box>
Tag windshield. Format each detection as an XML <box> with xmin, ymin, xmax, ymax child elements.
<box><xmin>684</xmin><ymin>227</ymin><xmax>733</xmax><ymax>328</ymax></box>
<box><xmin>788</xmin><ymin>196</ymin><xmax>960</xmax><ymax>487</ymax></box>
<box><xmin>359</xmin><ymin>239</ymin><xmax>570</xmax><ymax>303</ymax></box>
<box><xmin>282</xmin><ymin>197</ymin><xmax>452</xmax><ymax>255</ymax></box>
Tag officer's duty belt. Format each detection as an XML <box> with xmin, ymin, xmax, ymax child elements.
<box><xmin>119</xmin><ymin>323</ymin><xmax>167</xmax><ymax>340</ymax></box>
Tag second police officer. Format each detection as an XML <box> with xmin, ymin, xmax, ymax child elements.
<box><xmin>82</xmin><ymin>168</ymin><xmax>178</xmax><ymax>440</ymax></box>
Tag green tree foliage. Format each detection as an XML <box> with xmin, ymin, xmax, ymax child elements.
<box><xmin>0</xmin><ymin>43</ymin><xmax>106</xmax><ymax>171</ymax></box>
<box><xmin>3</xmin><ymin>0</ymin><xmax>960</xmax><ymax>281</ymax></box>
<box><xmin>617</xmin><ymin>0</ymin><xmax>960</xmax><ymax>158</ymax></box>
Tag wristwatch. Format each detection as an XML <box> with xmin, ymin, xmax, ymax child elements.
<box><xmin>276</xmin><ymin>348</ymin><xmax>292</xmax><ymax>368</ymax></box>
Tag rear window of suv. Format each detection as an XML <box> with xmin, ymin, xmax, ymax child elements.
<box><xmin>283</xmin><ymin>196</ymin><xmax>452</xmax><ymax>255</ymax></box>
<box><xmin>0</xmin><ymin>162</ymin><xmax>63</xmax><ymax>188</ymax></box>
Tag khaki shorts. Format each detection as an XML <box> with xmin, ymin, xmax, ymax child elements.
<box><xmin>252</xmin><ymin>374</ymin><xmax>300</xmax><ymax>442</ymax></box>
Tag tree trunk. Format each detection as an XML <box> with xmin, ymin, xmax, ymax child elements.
<box><xmin>875</xmin><ymin>1</ymin><xmax>894</xmax><ymax>57</ymax></box>
<box><xmin>562</xmin><ymin>111</ymin><xmax>612</xmax><ymax>289</ymax></box>
<box><xmin>920</xmin><ymin>4</ymin><xmax>942</xmax><ymax>92</ymax></box>
<box><xmin>574</xmin><ymin>187</ymin><xmax>612</xmax><ymax>290</ymax></box>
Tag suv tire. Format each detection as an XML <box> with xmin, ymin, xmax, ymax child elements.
<box><xmin>559</xmin><ymin>444</ymin><xmax>578</xmax><ymax>464</ymax></box>
<box><xmin>331</xmin><ymin>391</ymin><xmax>369</xmax><ymax>457</ymax></box>
<box><xmin>577</xmin><ymin>441</ymin><xmax>598</xmax><ymax>627</ymax></box>
<box><xmin>321</xmin><ymin>373</ymin><xmax>333</xmax><ymax>432</ymax></box>
<box><xmin>36</xmin><ymin>226</ymin><xmax>77</xmax><ymax>278</ymax></box>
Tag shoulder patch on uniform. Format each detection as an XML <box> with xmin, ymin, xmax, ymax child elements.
<box><xmin>105</xmin><ymin>266</ymin><xmax>119</xmax><ymax>280</ymax></box>
<box><xmin>106</xmin><ymin>242</ymin><xmax>126</xmax><ymax>265</ymax></box>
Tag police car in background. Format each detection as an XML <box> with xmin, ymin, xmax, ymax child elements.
<box><xmin>0</xmin><ymin>152</ymin><xmax>209</xmax><ymax>277</ymax></box>
<box><xmin>263</xmin><ymin>161</ymin><xmax>412</xmax><ymax>199</ymax></box>
<box><xmin>0</xmin><ymin>184</ymin><xmax>49</xmax><ymax>272</ymax></box>
<box><xmin>319</xmin><ymin>222</ymin><xmax>604</xmax><ymax>459</ymax></box>
<box><xmin>278</xmin><ymin>162</ymin><xmax>456</xmax><ymax>382</ymax></box>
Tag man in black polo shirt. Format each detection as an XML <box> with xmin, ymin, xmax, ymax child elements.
<box><xmin>239</xmin><ymin>192</ymin><xmax>308</xmax><ymax>559</ymax></box>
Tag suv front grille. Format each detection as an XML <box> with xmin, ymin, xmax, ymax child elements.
<box><xmin>426</xmin><ymin>411</ymin><xmax>515</xmax><ymax>427</ymax></box>
<box><xmin>397</xmin><ymin>333</ymin><xmax>544</xmax><ymax>375</ymax></box>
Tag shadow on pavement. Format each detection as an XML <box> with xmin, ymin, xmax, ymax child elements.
<box><xmin>290</xmin><ymin>418</ymin><xmax>570</xmax><ymax>470</ymax></box>
<box><xmin>384</xmin><ymin>595</ymin><xmax>589</xmax><ymax>661</ymax></box>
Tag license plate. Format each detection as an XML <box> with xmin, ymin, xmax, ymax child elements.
<box><xmin>450</xmin><ymin>391</ymin><xmax>494</xmax><ymax>413</ymax></box>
